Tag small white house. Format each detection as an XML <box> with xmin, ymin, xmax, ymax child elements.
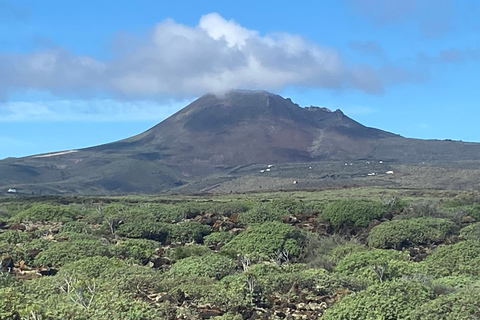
<box><xmin>386</xmin><ymin>171</ymin><xmax>394</xmax><ymax>175</ymax></box>
<box><xmin>7</xmin><ymin>188</ymin><xmax>16</xmax><ymax>193</ymax></box>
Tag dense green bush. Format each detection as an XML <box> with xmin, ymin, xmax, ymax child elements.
<box><xmin>165</xmin><ymin>244</ymin><xmax>212</xmax><ymax>260</ymax></box>
<box><xmin>421</xmin><ymin>240</ymin><xmax>480</xmax><ymax>277</ymax></box>
<box><xmin>13</xmin><ymin>203</ymin><xmax>77</xmax><ymax>222</ymax></box>
<box><xmin>459</xmin><ymin>222</ymin><xmax>480</xmax><ymax>240</ymax></box>
<box><xmin>321</xmin><ymin>199</ymin><xmax>384</xmax><ymax>227</ymax></box>
<box><xmin>221</xmin><ymin>221</ymin><xmax>306</xmax><ymax>261</ymax></box>
<box><xmin>0</xmin><ymin>229</ymin><xmax>33</xmax><ymax>244</ymax></box>
<box><xmin>368</xmin><ymin>218</ymin><xmax>457</xmax><ymax>249</ymax></box>
<box><xmin>321</xmin><ymin>279</ymin><xmax>435</xmax><ymax>320</ymax></box>
<box><xmin>334</xmin><ymin>249</ymin><xmax>419</xmax><ymax>283</ymax></box>
<box><xmin>169</xmin><ymin>220</ymin><xmax>211</xmax><ymax>243</ymax></box>
<box><xmin>204</xmin><ymin>231</ymin><xmax>235</xmax><ymax>248</ymax></box>
<box><xmin>168</xmin><ymin>253</ymin><xmax>237</xmax><ymax>280</ymax></box>
<box><xmin>116</xmin><ymin>221</ymin><xmax>170</xmax><ymax>243</ymax></box>
<box><xmin>33</xmin><ymin>238</ymin><xmax>112</xmax><ymax>267</ymax></box>
<box><xmin>411</xmin><ymin>286</ymin><xmax>480</xmax><ymax>319</ymax></box>
<box><xmin>113</xmin><ymin>238</ymin><xmax>159</xmax><ymax>264</ymax></box>
<box><xmin>237</xmin><ymin>204</ymin><xmax>284</xmax><ymax>225</ymax></box>
<box><xmin>60</xmin><ymin>221</ymin><xmax>92</xmax><ymax>234</ymax></box>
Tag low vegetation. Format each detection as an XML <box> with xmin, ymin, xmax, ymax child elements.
<box><xmin>0</xmin><ymin>188</ymin><xmax>479</xmax><ymax>319</ymax></box>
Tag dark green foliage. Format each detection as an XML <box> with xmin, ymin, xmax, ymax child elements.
<box><xmin>334</xmin><ymin>249</ymin><xmax>418</xmax><ymax>283</ymax></box>
<box><xmin>321</xmin><ymin>279</ymin><xmax>435</xmax><ymax>320</ymax></box>
<box><xmin>168</xmin><ymin>253</ymin><xmax>237</xmax><ymax>280</ymax></box>
<box><xmin>33</xmin><ymin>238</ymin><xmax>112</xmax><ymax>267</ymax></box>
<box><xmin>421</xmin><ymin>240</ymin><xmax>480</xmax><ymax>277</ymax></box>
<box><xmin>0</xmin><ymin>229</ymin><xmax>33</xmax><ymax>244</ymax></box>
<box><xmin>238</xmin><ymin>199</ymin><xmax>310</xmax><ymax>226</ymax></box>
<box><xmin>169</xmin><ymin>220</ymin><xmax>211</xmax><ymax>243</ymax></box>
<box><xmin>116</xmin><ymin>221</ymin><xmax>170</xmax><ymax>243</ymax></box>
<box><xmin>204</xmin><ymin>231</ymin><xmax>235</xmax><ymax>248</ymax></box>
<box><xmin>165</xmin><ymin>244</ymin><xmax>212</xmax><ymax>260</ymax></box>
<box><xmin>13</xmin><ymin>203</ymin><xmax>76</xmax><ymax>222</ymax></box>
<box><xmin>112</xmin><ymin>238</ymin><xmax>159</xmax><ymax>264</ymax></box>
<box><xmin>321</xmin><ymin>199</ymin><xmax>384</xmax><ymax>227</ymax></box>
<box><xmin>60</xmin><ymin>221</ymin><xmax>92</xmax><ymax>234</ymax></box>
<box><xmin>237</xmin><ymin>204</ymin><xmax>285</xmax><ymax>225</ymax></box>
<box><xmin>368</xmin><ymin>218</ymin><xmax>457</xmax><ymax>249</ymax></box>
<box><xmin>411</xmin><ymin>286</ymin><xmax>480</xmax><ymax>319</ymax></box>
<box><xmin>221</xmin><ymin>221</ymin><xmax>306</xmax><ymax>261</ymax></box>
<box><xmin>459</xmin><ymin>222</ymin><xmax>480</xmax><ymax>240</ymax></box>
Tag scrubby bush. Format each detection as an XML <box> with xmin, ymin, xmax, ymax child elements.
<box><xmin>13</xmin><ymin>203</ymin><xmax>77</xmax><ymax>222</ymax></box>
<box><xmin>237</xmin><ymin>204</ymin><xmax>284</xmax><ymax>225</ymax></box>
<box><xmin>0</xmin><ymin>229</ymin><xmax>33</xmax><ymax>244</ymax></box>
<box><xmin>421</xmin><ymin>240</ymin><xmax>480</xmax><ymax>277</ymax></box>
<box><xmin>321</xmin><ymin>199</ymin><xmax>384</xmax><ymax>228</ymax></box>
<box><xmin>368</xmin><ymin>218</ymin><xmax>457</xmax><ymax>249</ymax></box>
<box><xmin>459</xmin><ymin>222</ymin><xmax>480</xmax><ymax>240</ymax></box>
<box><xmin>60</xmin><ymin>221</ymin><xmax>92</xmax><ymax>234</ymax></box>
<box><xmin>321</xmin><ymin>279</ymin><xmax>435</xmax><ymax>320</ymax></box>
<box><xmin>116</xmin><ymin>221</ymin><xmax>170</xmax><ymax>243</ymax></box>
<box><xmin>221</xmin><ymin>221</ymin><xmax>306</xmax><ymax>261</ymax></box>
<box><xmin>411</xmin><ymin>286</ymin><xmax>480</xmax><ymax>320</ymax></box>
<box><xmin>168</xmin><ymin>253</ymin><xmax>237</xmax><ymax>280</ymax></box>
<box><xmin>113</xmin><ymin>238</ymin><xmax>159</xmax><ymax>264</ymax></box>
<box><xmin>165</xmin><ymin>244</ymin><xmax>212</xmax><ymax>260</ymax></box>
<box><xmin>203</xmin><ymin>231</ymin><xmax>235</xmax><ymax>248</ymax></box>
<box><xmin>169</xmin><ymin>221</ymin><xmax>211</xmax><ymax>243</ymax></box>
<box><xmin>33</xmin><ymin>238</ymin><xmax>112</xmax><ymax>267</ymax></box>
<box><xmin>335</xmin><ymin>249</ymin><xmax>419</xmax><ymax>283</ymax></box>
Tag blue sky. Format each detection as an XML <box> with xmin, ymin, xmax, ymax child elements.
<box><xmin>1</xmin><ymin>0</ymin><xmax>479</xmax><ymax>159</ymax></box>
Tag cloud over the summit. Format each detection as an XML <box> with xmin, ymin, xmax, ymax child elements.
<box><xmin>0</xmin><ymin>13</ymin><xmax>419</xmax><ymax>99</ymax></box>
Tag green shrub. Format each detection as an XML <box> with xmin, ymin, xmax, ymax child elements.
<box><xmin>368</xmin><ymin>218</ymin><xmax>457</xmax><ymax>249</ymax></box>
<box><xmin>33</xmin><ymin>239</ymin><xmax>112</xmax><ymax>267</ymax></box>
<box><xmin>0</xmin><ymin>230</ymin><xmax>33</xmax><ymax>244</ymax></box>
<box><xmin>168</xmin><ymin>253</ymin><xmax>237</xmax><ymax>280</ymax></box>
<box><xmin>165</xmin><ymin>244</ymin><xmax>212</xmax><ymax>260</ymax></box>
<box><xmin>113</xmin><ymin>238</ymin><xmax>159</xmax><ymax>264</ymax></box>
<box><xmin>321</xmin><ymin>199</ymin><xmax>384</xmax><ymax>227</ymax></box>
<box><xmin>116</xmin><ymin>221</ymin><xmax>170</xmax><ymax>243</ymax></box>
<box><xmin>13</xmin><ymin>203</ymin><xmax>76</xmax><ymax>222</ymax></box>
<box><xmin>58</xmin><ymin>256</ymin><xmax>127</xmax><ymax>279</ymax></box>
<box><xmin>204</xmin><ymin>231</ymin><xmax>235</xmax><ymax>248</ymax></box>
<box><xmin>334</xmin><ymin>249</ymin><xmax>418</xmax><ymax>283</ymax></box>
<box><xmin>411</xmin><ymin>287</ymin><xmax>480</xmax><ymax>320</ymax></box>
<box><xmin>459</xmin><ymin>222</ymin><xmax>480</xmax><ymax>240</ymax></box>
<box><xmin>321</xmin><ymin>279</ymin><xmax>435</xmax><ymax>320</ymax></box>
<box><xmin>169</xmin><ymin>221</ymin><xmax>211</xmax><ymax>243</ymax></box>
<box><xmin>60</xmin><ymin>221</ymin><xmax>92</xmax><ymax>234</ymax></box>
<box><xmin>237</xmin><ymin>205</ymin><xmax>284</xmax><ymax>225</ymax></box>
<box><xmin>221</xmin><ymin>221</ymin><xmax>306</xmax><ymax>261</ymax></box>
<box><xmin>421</xmin><ymin>240</ymin><xmax>480</xmax><ymax>277</ymax></box>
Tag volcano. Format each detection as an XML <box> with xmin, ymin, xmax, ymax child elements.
<box><xmin>1</xmin><ymin>90</ymin><xmax>480</xmax><ymax>194</ymax></box>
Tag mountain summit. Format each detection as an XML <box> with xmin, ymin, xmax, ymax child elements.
<box><xmin>1</xmin><ymin>90</ymin><xmax>480</xmax><ymax>194</ymax></box>
<box><xmin>93</xmin><ymin>90</ymin><xmax>396</xmax><ymax>167</ymax></box>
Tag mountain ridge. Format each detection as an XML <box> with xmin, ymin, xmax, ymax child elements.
<box><xmin>1</xmin><ymin>90</ymin><xmax>480</xmax><ymax>195</ymax></box>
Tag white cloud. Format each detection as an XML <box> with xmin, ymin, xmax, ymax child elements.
<box><xmin>0</xmin><ymin>99</ymin><xmax>190</xmax><ymax>122</ymax></box>
<box><xmin>0</xmin><ymin>12</ymin><xmax>420</xmax><ymax>99</ymax></box>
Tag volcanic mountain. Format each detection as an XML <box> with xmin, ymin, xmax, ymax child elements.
<box><xmin>2</xmin><ymin>90</ymin><xmax>480</xmax><ymax>194</ymax></box>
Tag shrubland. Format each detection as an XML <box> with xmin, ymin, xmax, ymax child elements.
<box><xmin>0</xmin><ymin>188</ymin><xmax>479</xmax><ymax>319</ymax></box>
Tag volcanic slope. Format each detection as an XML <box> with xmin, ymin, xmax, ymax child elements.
<box><xmin>1</xmin><ymin>90</ymin><xmax>480</xmax><ymax>194</ymax></box>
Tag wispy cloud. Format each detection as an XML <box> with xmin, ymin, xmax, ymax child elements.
<box><xmin>0</xmin><ymin>12</ymin><xmax>421</xmax><ymax>99</ymax></box>
<box><xmin>0</xmin><ymin>99</ymin><xmax>190</xmax><ymax>122</ymax></box>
